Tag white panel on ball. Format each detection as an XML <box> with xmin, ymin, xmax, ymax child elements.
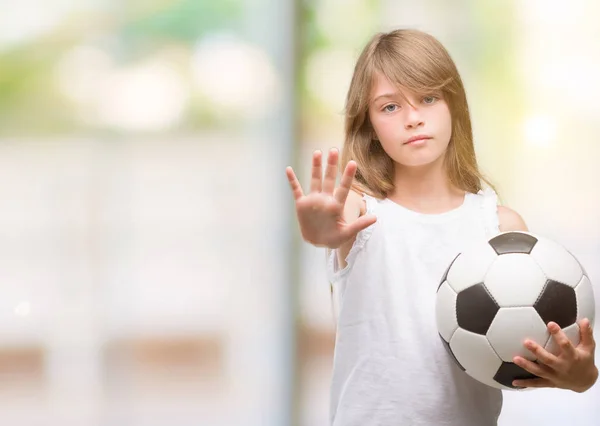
<box><xmin>446</xmin><ymin>243</ymin><xmax>498</xmax><ymax>293</ymax></box>
<box><xmin>544</xmin><ymin>323</ymin><xmax>581</xmax><ymax>355</ymax></box>
<box><xmin>575</xmin><ymin>275</ymin><xmax>596</xmax><ymax>325</ymax></box>
<box><xmin>486</xmin><ymin>307</ymin><xmax>549</xmax><ymax>362</ymax></box>
<box><xmin>436</xmin><ymin>281</ymin><xmax>458</xmax><ymax>342</ymax></box>
<box><xmin>449</xmin><ymin>328</ymin><xmax>503</xmax><ymax>387</ymax></box>
<box><xmin>529</xmin><ymin>237</ymin><xmax>583</xmax><ymax>287</ymax></box>
<box><xmin>484</xmin><ymin>254</ymin><xmax>547</xmax><ymax>307</ymax></box>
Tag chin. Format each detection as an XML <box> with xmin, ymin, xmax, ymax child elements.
<box><xmin>394</xmin><ymin>152</ymin><xmax>445</xmax><ymax>168</ymax></box>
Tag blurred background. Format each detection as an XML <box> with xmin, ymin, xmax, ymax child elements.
<box><xmin>0</xmin><ymin>0</ymin><xmax>598</xmax><ymax>425</ymax></box>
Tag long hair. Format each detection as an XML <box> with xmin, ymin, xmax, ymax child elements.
<box><xmin>329</xmin><ymin>29</ymin><xmax>496</xmax><ymax>324</ymax></box>
<box><xmin>340</xmin><ymin>28</ymin><xmax>496</xmax><ymax>198</ymax></box>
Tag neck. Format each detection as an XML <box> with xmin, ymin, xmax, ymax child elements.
<box><xmin>388</xmin><ymin>159</ymin><xmax>465</xmax><ymax>214</ymax></box>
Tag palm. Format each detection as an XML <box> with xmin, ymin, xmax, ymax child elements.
<box><xmin>286</xmin><ymin>148</ymin><xmax>375</xmax><ymax>248</ymax></box>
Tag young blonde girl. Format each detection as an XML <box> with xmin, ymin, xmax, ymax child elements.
<box><xmin>286</xmin><ymin>29</ymin><xmax>597</xmax><ymax>425</ymax></box>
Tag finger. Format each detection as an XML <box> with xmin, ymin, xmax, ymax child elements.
<box><xmin>513</xmin><ymin>356</ymin><xmax>555</xmax><ymax>380</ymax></box>
<box><xmin>286</xmin><ymin>166</ymin><xmax>304</xmax><ymax>200</ymax></box>
<box><xmin>512</xmin><ymin>377</ymin><xmax>556</xmax><ymax>388</ymax></box>
<box><xmin>333</xmin><ymin>160</ymin><xmax>357</xmax><ymax>205</ymax></box>
<box><xmin>548</xmin><ymin>322</ymin><xmax>577</xmax><ymax>359</ymax></box>
<box><xmin>579</xmin><ymin>318</ymin><xmax>596</xmax><ymax>351</ymax></box>
<box><xmin>341</xmin><ymin>214</ymin><xmax>377</xmax><ymax>240</ymax></box>
<box><xmin>523</xmin><ymin>339</ymin><xmax>560</xmax><ymax>368</ymax></box>
<box><xmin>322</xmin><ymin>148</ymin><xmax>339</xmax><ymax>194</ymax></box>
<box><xmin>310</xmin><ymin>150</ymin><xmax>323</xmax><ymax>193</ymax></box>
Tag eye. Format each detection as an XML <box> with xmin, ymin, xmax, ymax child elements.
<box><xmin>423</xmin><ymin>96</ymin><xmax>438</xmax><ymax>104</ymax></box>
<box><xmin>383</xmin><ymin>104</ymin><xmax>398</xmax><ymax>113</ymax></box>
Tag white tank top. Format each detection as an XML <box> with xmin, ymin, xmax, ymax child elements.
<box><xmin>327</xmin><ymin>188</ymin><xmax>503</xmax><ymax>426</ymax></box>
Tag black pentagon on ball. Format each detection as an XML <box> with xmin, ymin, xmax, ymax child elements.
<box><xmin>534</xmin><ymin>279</ymin><xmax>577</xmax><ymax>329</ymax></box>
<box><xmin>456</xmin><ymin>283</ymin><xmax>500</xmax><ymax>335</ymax></box>
<box><xmin>438</xmin><ymin>334</ymin><xmax>465</xmax><ymax>371</ymax></box>
<box><xmin>437</xmin><ymin>253</ymin><xmax>460</xmax><ymax>291</ymax></box>
<box><xmin>494</xmin><ymin>361</ymin><xmax>539</xmax><ymax>389</ymax></box>
<box><xmin>488</xmin><ymin>232</ymin><xmax>538</xmax><ymax>255</ymax></box>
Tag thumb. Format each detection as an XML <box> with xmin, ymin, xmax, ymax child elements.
<box><xmin>579</xmin><ymin>318</ymin><xmax>595</xmax><ymax>350</ymax></box>
<box><xmin>343</xmin><ymin>214</ymin><xmax>377</xmax><ymax>239</ymax></box>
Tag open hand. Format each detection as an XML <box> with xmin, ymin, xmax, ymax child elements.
<box><xmin>285</xmin><ymin>148</ymin><xmax>376</xmax><ymax>248</ymax></box>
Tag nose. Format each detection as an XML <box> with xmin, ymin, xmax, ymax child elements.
<box><xmin>404</xmin><ymin>105</ymin><xmax>424</xmax><ymax>130</ymax></box>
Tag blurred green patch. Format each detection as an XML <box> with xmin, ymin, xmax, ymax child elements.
<box><xmin>0</xmin><ymin>0</ymin><xmax>243</xmax><ymax>136</ymax></box>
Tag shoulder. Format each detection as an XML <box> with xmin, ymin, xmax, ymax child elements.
<box><xmin>497</xmin><ymin>205</ymin><xmax>528</xmax><ymax>232</ymax></box>
<box><xmin>347</xmin><ymin>189</ymin><xmax>367</xmax><ymax>215</ymax></box>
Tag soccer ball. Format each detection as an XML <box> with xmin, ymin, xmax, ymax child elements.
<box><xmin>435</xmin><ymin>231</ymin><xmax>595</xmax><ymax>390</ymax></box>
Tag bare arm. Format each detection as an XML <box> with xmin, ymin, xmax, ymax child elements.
<box><xmin>498</xmin><ymin>205</ymin><xmax>528</xmax><ymax>232</ymax></box>
<box><xmin>336</xmin><ymin>189</ymin><xmax>366</xmax><ymax>269</ymax></box>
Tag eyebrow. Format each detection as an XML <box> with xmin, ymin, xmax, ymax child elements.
<box><xmin>371</xmin><ymin>92</ymin><xmax>399</xmax><ymax>104</ymax></box>
<box><xmin>371</xmin><ymin>90</ymin><xmax>442</xmax><ymax>105</ymax></box>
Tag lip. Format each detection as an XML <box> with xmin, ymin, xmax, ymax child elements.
<box><xmin>404</xmin><ymin>135</ymin><xmax>432</xmax><ymax>145</ymax></box>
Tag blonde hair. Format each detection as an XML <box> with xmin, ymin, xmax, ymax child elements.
<box><xmin>341</xmin><ymin>28</ymin><xmax>496</xmax><ymax>198</ymax></box>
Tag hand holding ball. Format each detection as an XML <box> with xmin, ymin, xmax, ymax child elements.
<box><xmin>436</xmin><ymin>231</ymin><xmax>596</xmax><ymax>390</ymax></box>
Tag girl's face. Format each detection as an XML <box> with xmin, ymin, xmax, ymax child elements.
<box><xmin>368</xmin><ymin>72</ymin><xmax>452</xmax><ymax>168</ymax></box>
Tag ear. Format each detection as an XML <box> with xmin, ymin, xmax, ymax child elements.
<box><xmin>364</xmin><ymin>117</ymin><xmax>377</xmax><ymax>141</ymax></box>
<box><xmin>370</xmin><ymin>126</ymin><xmax>379</xmax><ymax>141</ymax></box>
